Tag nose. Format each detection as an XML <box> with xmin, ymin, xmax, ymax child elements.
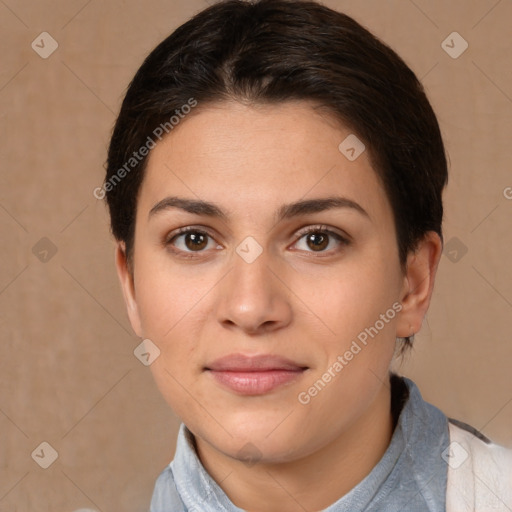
<box><xmin>215</xmin><ymin>247</ymin><xmax>293</xmax><ymax>335</ymax></box>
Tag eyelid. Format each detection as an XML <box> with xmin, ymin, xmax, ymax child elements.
<box><xmin>293</xmin><ymin>224</ymin><xmax>351</xmax><ymax>243</ymax></box>
<box><xmin>164</xmin><ymin>225</ymin><xmax>216</xmax><ymax>244</ymax></box>
<box><xmin>289</xmin><ymin>224</ymin><xmax>351</xmax><ymax>255</ymax></box>
<box><xmin>163</xmin><ymin>225</ymin><xmax>221</xmax><ymax>259</ymax></box>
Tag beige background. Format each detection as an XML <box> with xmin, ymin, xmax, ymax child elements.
<box><xmin>0</xmin><ymin>0</ymin><xmax>510</xmax><ymax>510</ymax></box>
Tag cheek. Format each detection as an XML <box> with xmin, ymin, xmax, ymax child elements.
<box><xmin>133</xmin><ymin>256</ymin><xmax>214</xmax><ymax>373</ymax></box>
<box><xmin>134</xmin><ymin>255</ymin><xmax>203</xmax><ymax>337</ymax></box>
<box><xmin>136</xmin><ymin>265</ymin><xmax>209</xmax><ymax>412</ymax></box>
<box><xmin>298</xmin><ymin>257</ymin><xmax>400</xmax><ymax>344</ymax></box>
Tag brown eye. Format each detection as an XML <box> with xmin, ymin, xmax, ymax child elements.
<box><xmin>293</xmin><ymin>226</ymin><xmax>350</xmax><ymax>255</ymax></box>
<box><xmin>305</xmin><ymin>232</ymin><xmax>329</xmax><ymax>251</ymax></box>
<box><xmin>183</xmin><ymin>232</ymin><xmax>208</xmax><ymax>251</ymax></box>
<box><xmin>166</xmin><ymin>228</ymin><xmax>216</xmax><ymax>253</ymax></box>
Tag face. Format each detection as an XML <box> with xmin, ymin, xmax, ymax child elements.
<box><xmin>116</xmin><ymin>100</ymin><xmax>429</xmax><ymax>465</ymax></box>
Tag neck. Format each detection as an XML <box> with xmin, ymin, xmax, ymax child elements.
<box><xmin>194</xmin><ymin>381</ymin><xmax>395</xmax><ymax>512</ymax></box>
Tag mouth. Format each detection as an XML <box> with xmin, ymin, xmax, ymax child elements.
<box><xmin>204</xmin><ymin>353</ymin><xmax>308</xmax><ymax>396</ymax></box>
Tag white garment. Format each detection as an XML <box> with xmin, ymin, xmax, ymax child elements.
<box><xmin>446</xmin><ymin>422</ymin><xmax>512</xmax><ymax>511</ymax></box>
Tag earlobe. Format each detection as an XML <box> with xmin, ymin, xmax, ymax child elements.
<box><xmin>114</xmin><ymin>242</ymin><xmax>144</xmax><ymax>337</ymax></box>
<box><xmin>396</xmin><ymin>232</ymin><xmax>443</xmax><ymax>338</ymax></box>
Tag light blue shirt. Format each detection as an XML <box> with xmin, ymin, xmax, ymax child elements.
<box><xmin>150</xmin><ymin>375</ymin><xmax>450</xmax><ymax>511</ymax></box>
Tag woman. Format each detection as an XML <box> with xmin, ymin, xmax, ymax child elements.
<box><xmin>103</xmin><ymin>0</ymin><xmax>512</xmax><ymax>510</ymax></box>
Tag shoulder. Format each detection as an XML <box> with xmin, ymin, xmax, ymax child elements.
<box><xmin>149</xmin><ymin>465</ymin><xmax>187</xmax><ymax>512</ymax></box>
<box><xmin>446</xmin><ymin>419</ymin><xmax>512</xmax><ymax>512</ymax></box>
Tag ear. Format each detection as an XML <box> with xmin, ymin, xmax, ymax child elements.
<box><xmin>115</xmin><ymin>242</ymin><xmax>143</xmax><ymax>338</ymax></box>
<box><xmin>396</xmin><ymin>231</ymin><xmax>443</xmax><ymax>338</ymax></box>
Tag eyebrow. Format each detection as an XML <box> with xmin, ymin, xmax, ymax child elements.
<box><xmin>148</xmin><ymin>195</ymin><xmax>369</xmax><ymax>223</ymax></box>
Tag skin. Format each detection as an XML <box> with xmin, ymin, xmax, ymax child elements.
<box><xmin>115</xmin><ymin>100</ymin><xmax>442</xmax><ymax>511</ymax></box>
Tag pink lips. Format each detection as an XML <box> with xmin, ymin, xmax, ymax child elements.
<box><xmin>205</xmin><ymin>354</ymin><xmax>307</xmax><ymax>395</ymax></box>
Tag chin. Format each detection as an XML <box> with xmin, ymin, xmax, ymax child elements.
<box><xmin>194</xmin><ymin>416</ymin><xmax>310</xmax><ymax>463</ymax></box>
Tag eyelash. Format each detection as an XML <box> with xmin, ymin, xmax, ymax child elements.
<box><xmin>164</xmin><ymin>225</ymin><xmax>351</xmax><ymax>259</ymax></box>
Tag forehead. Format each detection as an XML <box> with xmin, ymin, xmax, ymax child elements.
<box><xmin>138</xmin><ymin>100</ymin><xmax>391</xmax><ymax>226</ymax></box>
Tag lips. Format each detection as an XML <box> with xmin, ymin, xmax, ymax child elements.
<box><xmin>204</xmin><ymin>354</ymin><xmax>308</xmax><ymax>395</ymax></box>
<box><xmin>205</xmin><ymin>353</ymin><xmax>307</xmax><ymax>372</ymax></box>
